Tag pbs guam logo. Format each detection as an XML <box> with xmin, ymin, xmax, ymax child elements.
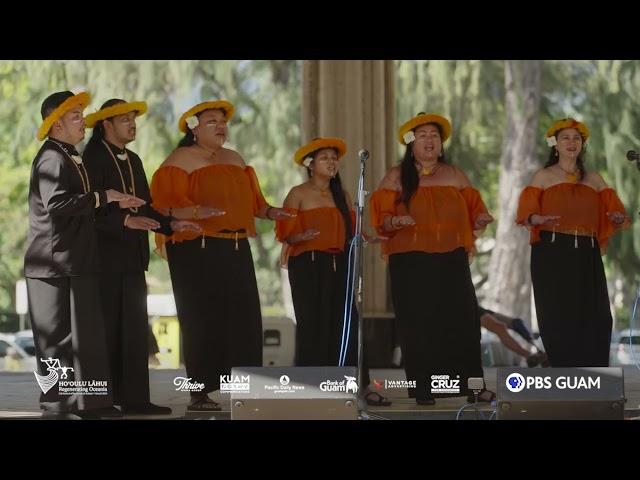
<box><xmin>506</xmin><ymin>373</ymin><xmax>525</xmax><ymax>392</ymax></box>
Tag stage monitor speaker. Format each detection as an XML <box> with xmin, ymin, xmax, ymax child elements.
<box><xmin>229</xmin><ymin>366</ymin><xmax>358</xmax><ymax>420</ymax></box>
<box><xmin>497</xmin><ymin>367</ymin><xmax>625</xmax><ymax>420</ymax></box>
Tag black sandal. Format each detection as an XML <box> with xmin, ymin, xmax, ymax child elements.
<box><xmin>364</xmin><ymin>391</ymin><xmax>392</xmax><ymax>406</ymax></box>
<box><xmin>187</xmin><ymin>396</ymin><xmax>222</xmax><ymax>411</ymax></box>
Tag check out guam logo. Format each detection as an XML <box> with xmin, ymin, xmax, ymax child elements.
<box><xmin>34</xmin><ymin>357</ymin><xmax>74</xmax><ymax>394</ymax></box>
<box><xmin>506</xmin><ymin>373</ymin><xmax>525</xmax><ymax>392</ymax></box>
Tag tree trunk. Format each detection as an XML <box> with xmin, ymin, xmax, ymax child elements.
<box><xmin>484</xmin><ymin>61</ymin><xmax>542</xmax><ymax>324</ymax></box>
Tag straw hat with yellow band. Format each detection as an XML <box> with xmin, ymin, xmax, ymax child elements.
<box><xmin>85</xmin><ymin>101</ymin><xmax>147</xmax><ymax>128</ymax></box>
<box><xmin>178</xmin><ymin>100</ymin><xmax>235</xmax><ymax>133</ymax></box>
<box><xmin>545</xmin><ymin>118</ymin><xmax>590</xmax><ymax>145</ymax></box>
<box><xmin>397</xmin><ymin>112</ymin><xmax>452</xmax><ymax>145</ymax></box>
<box><xmin>37</xmin><ymin>91</ymin><xmax>91</xmax><ymax>141</ymax></box>
<box><xmin>294</xmin><ymin>137</ymin><xmax>347</xmax><ymax>166</ymax></box>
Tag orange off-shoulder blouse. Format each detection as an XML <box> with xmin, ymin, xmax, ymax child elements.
<box><xmin>369</xmin><ymin>185</ymin><xmax>488</xmax><ymax>257</ymax></box>
<box><xmin>150</xmin><ymin>164</ymin><xmax>268</xmax><ymax>250</ymax></box>
<box><xmin>275</xmin><ymin>207</ymin><xmax>355</xmax><ymax>266</ymax></box>
<box><xmin>516</xmin><ymin>183</ymin><xmax>630</xmax><ymax>252</ymax></box>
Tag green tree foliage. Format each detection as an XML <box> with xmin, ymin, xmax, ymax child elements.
<box><xmin>0</xmin><ymin>60</ymin><xmax>302</xmax><ymax>312</ymax></box>
<box><xmin>397</xmin><ymin>60</ymin><xmax>640</xmax><ymax>328</ymax></box>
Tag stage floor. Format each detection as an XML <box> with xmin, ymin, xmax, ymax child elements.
<box><xmin>1</xmin><ymin>367</ymin><xmax>639</xmax><ymax>420</ymax></box>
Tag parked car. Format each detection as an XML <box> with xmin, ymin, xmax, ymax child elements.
<box><xmin>615</xmin><ymin>328</ymin><xmax>640</xmax><ymax>366</ymax></box>
<box><xmin>13</xmin><ymin>330</ymin><xmax>35</xmax><ymax>356</ymax></box>
<box><xmin>0</xmin><ymin>333</ymin><xmax>36</xmax><ymax>371</ymax></box>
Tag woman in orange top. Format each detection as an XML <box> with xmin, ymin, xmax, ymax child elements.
<box><xmin>150</xmin><ymin>100</ymin><xmax>292</xmax><ymax>411</ymax></box>
<box><xmin>276</xmin><ymin>138</ymin><xmax>390</xmax><ymax>407</ymax></box>
<box><xmin>276</xmin><ymin>138</ymin><xmax>359</xmax><ymax>358</ymax></box>
<box><xmin>370</xmin><ymin>112</ymin><xmax>495</xmax><ymax>405</ymax></box>
<box><xmin>516</xmin><ymin>118</ymin><xmax>630</xmax><ymax>367</ymax></box>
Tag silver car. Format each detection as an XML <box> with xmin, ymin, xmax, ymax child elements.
<box><xmin>0</xmin><ymin>333</ymin><xmax>36</xmax><ymax>371</ymax></box>
<box><xmin>615</xmin><ymin>328</ymin><xmax>640</xmax><ymax>366</ymax></box>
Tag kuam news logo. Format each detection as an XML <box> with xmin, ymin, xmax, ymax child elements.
<box><xmin>219</xmin><ymin>374</ymin><xmax>250</xmax><ymax>393</ymax></box>
<box><xmin>505</xmin><ymin>372</ymin><xmax>601</xmax><ymax>392</ymax></box>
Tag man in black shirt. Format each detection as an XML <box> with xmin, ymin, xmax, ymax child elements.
<box><xmin>25</xmin><ymin>91</ymin><xmax>145</xmax><ymax>419</ymax></box>
<box><xmin>84</xmin><ymin>99</ymin><xmax>201</xmax><ymax>415</ymax></box>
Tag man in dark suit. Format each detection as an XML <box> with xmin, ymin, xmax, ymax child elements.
<box><xmin>83</xmin><ymin>98</ymin><xmax>201</xmax><ymax>415</ymax></box>
<box><xmin>25</xmin><ymin>91</ymin><xmax>145</xmax><ymax>419</ymax></box>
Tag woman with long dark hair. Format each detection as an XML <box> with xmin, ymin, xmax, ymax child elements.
<box><xmin>275</xmin><ymin>138</ymin><xmax>390</xmax><ymax>406</ymax></box>
<box><xmin>150</xmin><ymin>100</ymin><xmax>292</xmax><ymax>411</ymax></box>
<box><xmin>517</xmin><ymin>118</ymin><xmax>630</xmax><ymax>367</ymax></box>
<box><xmin>370</xmin><ymin>112</ymin><xmax>494</xmax><ymax>405</ymax></box>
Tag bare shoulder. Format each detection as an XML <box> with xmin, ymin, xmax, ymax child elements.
<box><xmin>378</xmin><ymin>166</ymin><xmax>401</xmax><ymax>190</ymax></box>
<box><xmin>584</xmin><ymin>170</ymin><xmax>609</xmax><ymax>191</ymax></box>
<box><xmin>159</xmin><ymin>147</ymin><xmax>191</xmax><ymax>168</ymax></box>
<box><xmin>220</xmin><ymin>148</ymin><xmax>247</xmax><ymax>168</ymax></box>
<box><xmin>529</xmin><ymin>168</ymin><xmax>551</xmax><ymax>188</ymax></box>
<box><xmin>449</xmin><ymin>164</ymin><xmax>472</xmax><ymax>188</ymax></box>
<box><xmin>283</xmin><ymin>184</ymin><xmax>305</xmax><ymax>209</ymax></box>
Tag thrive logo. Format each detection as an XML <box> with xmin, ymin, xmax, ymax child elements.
<box><xmin>506</xmin><ymin>373</ymin><xmax>525</xmax><ymax>392</ymax></box>
<box><xmin>319</xmin><ymin>376</ymin><xmax>358</xmax><ymax>393</ymax></box>
<box><xmin>174</xmin><ymin>377</ymin><xmax>205</xmax><ymax>392</ymax></box>
<box><xmin>34</xmin><ymin>358</ymin><xmax>74</xmax><ymax>394</ymax></box>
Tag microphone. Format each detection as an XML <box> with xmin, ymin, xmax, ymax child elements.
<box><xmin>626</xmin><ymin>150</ymin><xmax>639</xmax><ymax>161</ymax></box>
<box><xmin>358</xmin><ymin>149</ymin><xmax>369</xmax><ymax>162</ymax></box>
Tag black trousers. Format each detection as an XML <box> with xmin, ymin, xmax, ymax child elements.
<box><xmin>288</xmin><ymin>250</ymin><xmax>369</xmax><ymax>387</ymax></box>
<box><xmin>27</xmin><ymin>276</ymin><xmax>113</xmax><ymax>412</ymax></box>
<box><xmin>98</xmin><ymin>271</ymin><xmax>150</xmax><ymax>406</ymax></box>
<box><xmin>531</xmin><ymin>231</ymin><xmax>613</xmax><ymax>367</ymax></box>
<box><xmin>389</xmin><ymin>248</ymin><xmax>484</xmax><ymax>399</ymax></box>
<box><xmin>167</xmin><ymin>237</ymin><xmax>263</xmax><ymax>396</ymax></box>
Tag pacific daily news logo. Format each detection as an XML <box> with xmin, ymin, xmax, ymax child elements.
<box><xmin>505</xmin><ymin>372</ymin><xmax>602</xmax><ymax>392</ymax></box>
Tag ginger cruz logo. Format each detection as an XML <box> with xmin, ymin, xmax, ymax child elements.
<box><xmin>34</xmin><ymin>357</ymin><xmax>73</xmax><ymax>394</ymax></box>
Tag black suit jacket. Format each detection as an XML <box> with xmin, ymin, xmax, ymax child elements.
<box><xmin>24</xmin><ymin>140</ymin><xmax>107</xmax><ymax>278</ymax></box>
<box><xmin>83</xmin><ymin>139</ymin><xmax>172</xmax><ymax>273</ymax></box>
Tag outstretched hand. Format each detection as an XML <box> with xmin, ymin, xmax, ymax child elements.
<box><xmin>170</xmin><ymin>220</ymin><xmax>203</xmax><ymax>233</ymax></box>
<box><xmin>268</xmin><ymin>207</ymin><xmax>296</xmax><ymax>221</ymax></box>
<box><xmin>607</xmin><ymin>211</ymin><xmax>627</xmax><ymax>225</ymax></box>
<box><xmin>473</xmin><ymin>213</ymin><xmax>494</xmax><ymax>230</ymax></box>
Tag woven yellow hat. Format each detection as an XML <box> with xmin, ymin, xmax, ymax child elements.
<box><xmin>178</xmin><ymin>100</ymin><xmax>234</xmax><ymax>133</ymax></box>
<box><xmin>294</xmin><ymin>137</ymin><xmax>347</xmax><ymax>166</ymax></box>
<box><xmin>546</xmin><ymin>118</ymin><xmax>589</xmax><ymax>141</ymax></box>
<box><xmin>397</xmin><ymin>112</ymin><xmax>451</xmax><ymax>145</ymax></box>
<box><xmin>37</xmin><ymin>91</ymin><xmax>91</xmax><ymax>141</ymax></box>
<box><xmin>85</xmin><ymin>101</ymin><xmax>147</xmax><ymax>128</ymax></box>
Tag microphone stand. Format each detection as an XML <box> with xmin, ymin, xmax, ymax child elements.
<box><xmin>351</xmin><ymin>151</ymin><xmax>373</xmax><ymax>418</ymax></box>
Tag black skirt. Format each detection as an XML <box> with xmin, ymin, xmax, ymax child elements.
<box><xmin>288</xmin><ymin>250</ymin><xmax>359</xmax><ymax>368</ymax></box>
<box><xmin>389</xmin><ymin>248</ymin><xmax>483</xmax><ymax>399</ymax></box>
<box><xmin>166</xmin><ymin>237</ymin><xmax>263</xmax><ymax>395</ymax></box>
<box><xmin>531</xmin><ymin>231</ymin><xmax>613</xmax><ymax>367</ymax></box>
